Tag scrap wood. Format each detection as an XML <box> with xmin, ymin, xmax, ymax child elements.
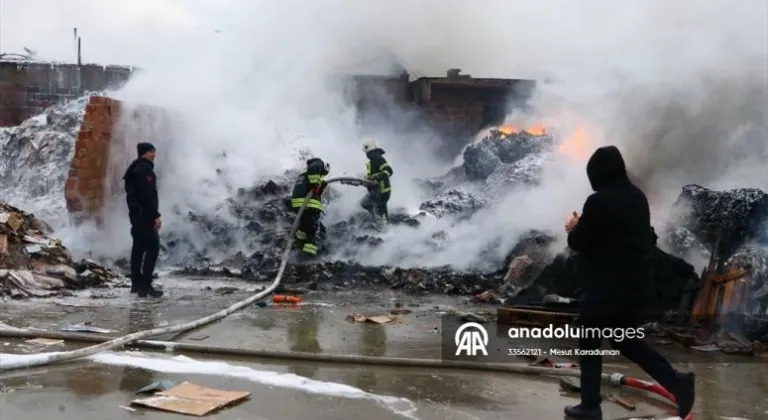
<box><xmin>0</xmin><ymin>202</ymin><xmax>121</xmax><ymax>298</ymax></box>
<box><xmin>0</xmin><ymin>234</ymin><xmax>8</xmax><ymax>255</ymax></box>
<box><xmin>130</xmin><ymin>382</ymin><xmax>250</xmax><ymax>416</ymax></box>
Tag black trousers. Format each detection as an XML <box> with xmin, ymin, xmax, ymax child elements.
<box><xmin>294</xmin><ymin>208</ymin><xmax>324</xmax><ymax>256</ymax></box>
<box><xmin>578</xmin><ymin>307</ymin><xmax>679</xmax><ymax>407</ymax></box>
<box><xmin>360</xmin><ymin>190</ymin><xmax>390</xmax><ymax>220</ymax></box>
<box><xmin>130</xmin><ymin>223</ymin><xmax>160</xmax><ymax>290</ymax></box>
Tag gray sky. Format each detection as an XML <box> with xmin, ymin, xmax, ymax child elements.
<box><xmin>2</xmin><ymin>0</ymin><xmax>765</xmax><ymax>79</ymax></box>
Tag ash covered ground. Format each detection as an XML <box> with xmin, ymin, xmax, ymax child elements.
<box><xmin>3</xmin><ymin>97</ymin><xmax>768</xmax><ymax>340</ymax></box>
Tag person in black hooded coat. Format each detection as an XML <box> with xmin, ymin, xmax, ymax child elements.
<box><xmin>123</xmin><ymin>142</ymin><xmax>163</xmax><ymax>298</ymax></box>
<box><xmin>564</xmin><ymin>145</ymin><xmax>694</xmax><ymax>419</ymax></box>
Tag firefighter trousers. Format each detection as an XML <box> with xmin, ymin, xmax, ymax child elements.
<box><xmin>294</xmin><ymin>208</ymin><xmax>324</xmax><ymax>256</ymax></box>
<box><xmin>361</xmin><ymin>190</ymin><xmax>390</xmax><ymax>222</ymax></box>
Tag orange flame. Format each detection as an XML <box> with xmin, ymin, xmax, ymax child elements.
<box><xmin>557</xmin><ymin>127</ymin><xmax>590</xmax><ymax>160</ymax></box>
<box><xmin>490</xmin><ymin>123</ymin><xmax>592</xmax><ymax>161</ymax></box>
<box><xmin>496</xmin><ymin>123</ymin><xmax>547</xmax><ymax>136</ymax></box>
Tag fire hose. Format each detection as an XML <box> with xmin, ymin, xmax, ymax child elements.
<box><xmin>0</xmin><ymin>176</ymin><xmax>374</xmax><ymax>372</ymax></box>
<box><xmin>0</xmin><ymin>176</ymin><xmax>693</xmax><ymax>419</ymax></box>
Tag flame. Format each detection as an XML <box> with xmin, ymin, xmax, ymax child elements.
<box><xmin>490</xmin><ymin>122</ymin><xmax>593</xmax><ymax>161</ymax></box>
<box><xmin>557</xmin><ymin>127</ymin><xmax>590</xmax><ymax>160</ymax></box>
<box><xmin>525</xmin><ymin>122</ymin><xmax>547</xmax><ymax>136</ymax></box>
<box><xmin>497</xmin><ymin>125</ymin><xmax>519</xmax><ymax>136</ymax></box>
<box><xmin>496</xmin><ymin>123</ymin><xmax>547</xmax><ymax>136</ymax></box>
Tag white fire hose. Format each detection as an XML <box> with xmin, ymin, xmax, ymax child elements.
<box><xmin>0</xmin><ymin>176</ymin><xmax>375</xmax><ymax>372</ymax></box>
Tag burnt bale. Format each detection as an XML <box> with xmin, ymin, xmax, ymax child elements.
<box><xmin>651</xmin><ymin>247</ymin><xmax>698</xmax><ymax>313</ymax></box>
<box><xmin>509</xmin><ymin>245</ymin><xmax>697</xmax><ymax>319</ymax></box>
<box><xmin>672</xmin><ymin>184</ymin><xmax>768</xmax><ymax>259</ymax></box>
<box><xmin>462</xmin><ymin>130</ymin><xmax>550</xmax><ymax>181</ymax></box>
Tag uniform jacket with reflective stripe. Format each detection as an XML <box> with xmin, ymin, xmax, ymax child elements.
<box><xmin>365</xmin><ymin>148</ymin><xmax>393</xmax><ymax>193</ymax></box>
<box><xmin>290</xmin><ymin>170</ymin><xmax>326</xmax><ymax>210</ymax></box>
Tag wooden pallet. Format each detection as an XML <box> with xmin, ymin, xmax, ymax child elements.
<box><xmin>497</xmin><ymin>307</ymin><xmax>579</xmax><ymax>327</ymax></box>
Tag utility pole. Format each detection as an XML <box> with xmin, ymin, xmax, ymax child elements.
<box><xmin>74</xmin><ymin>27</ymin><xmax>81</xmax><ymax>66</ymax></box>
<box><xmin>0</xmin><ymin>0</ymin><xmax>4</xmax><ymax>54</ymax></box>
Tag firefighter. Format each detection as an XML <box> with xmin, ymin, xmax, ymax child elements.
<box><xmin>360</xmin><ymin>138</ymin><xmax>393</xmax><ymax>225</ymax></box>
<box><xmin>290</xmin><ymin>157</ymin><xmax>330</xmax><ymax>258</ymax></box>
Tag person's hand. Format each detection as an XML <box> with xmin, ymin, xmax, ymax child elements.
<box><xmin>154</xmin><ymin>217</ymin><xmax>162</xmax><ymax>230</ymax></box>
<box><xmin>565</xmin><ymin>211</ymin><xmax>579</xmax><ymax>233</ymax></box>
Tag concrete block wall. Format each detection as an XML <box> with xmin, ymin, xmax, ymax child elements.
<box><xmin>0</xmin><ymin>61</ymin><xmax>133</xmax><ymax>126</ymax></box>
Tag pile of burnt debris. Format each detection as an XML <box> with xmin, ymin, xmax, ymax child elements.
<box><xmin>0</xmin><ymin>202</ymin><xmax>121</xmax><ymax>299</ymax></box>
<box><xmin>153</xmin><ymin>129</ymin><xmax>768</xmax><ymax>347</ymax></box>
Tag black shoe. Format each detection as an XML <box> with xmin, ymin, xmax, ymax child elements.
<box><xmin>130</xmin><ymin>286</ymin><xmax>137</xmax><ymax>293</ymax></box>
<box><xmin>674</xmin><ymin>372</ymin><xmax>695</xmax><ymax>418</ymax></box>
<box><xmin>138</xmin><ymin>287</ymin><xmax>164</xmax><ymax>298</ymax></box>
<box><xmin>564</xmin><ymin>404</ymin><xmax>602</xmax><ymax>419</ymax></box>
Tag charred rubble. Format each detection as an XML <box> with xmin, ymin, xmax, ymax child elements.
<box><xmin>166</xmin><ymin>131</ymin><xmax>697</xmax><ymax>321</ymax></box>
<box><xmin>145</xmin><ymin>129</ymin><xmax>766</xmax><ymax>337</ymax></box>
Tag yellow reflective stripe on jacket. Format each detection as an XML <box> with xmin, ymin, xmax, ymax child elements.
<box><xmin>291</xmin><ymin>198</ymin><xmax>323</xmax><ymax>210</ymax></box>
<box><xmin>366</xmin><ymin>161</ymin><xmax>392</xmax><ymax>192</ymax></box>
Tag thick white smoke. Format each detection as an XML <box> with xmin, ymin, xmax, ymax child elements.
<box><xmin>3</xmin><ymin>0</ymin><xmax>766</xmax><ymax>268</ymax></box>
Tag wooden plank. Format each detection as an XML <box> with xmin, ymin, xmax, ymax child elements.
<box><xmin>497</xmin><ymin>307</ymin><xmax>578</xmax><ymax>327</ymax></box>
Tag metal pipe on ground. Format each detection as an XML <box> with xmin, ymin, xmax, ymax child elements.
<box><xmin>0</xmin><ymin>176</ymin><xmax>373</xmax><ymax>372</ymax></box>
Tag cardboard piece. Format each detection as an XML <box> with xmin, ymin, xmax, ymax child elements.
<box><xmin>131</xmin><ymin>382</ymin><xmax>250</xmax><ymax>416</ymax></box>
<box><xmin>0</xmin><ymin>212</ymin><xmax>23</xmax><ymax>232</ymax></box>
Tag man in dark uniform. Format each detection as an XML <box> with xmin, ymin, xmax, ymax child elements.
<box><xmin>360</xmin><ymin>139</ymin><xmax>393</xmax><ymax>225</ymax></box>
<box><xmin>123</xmin><ymin>142</ymin><xmax>163</xmax><ymax>298</ymax></box>
<box><xmin>564</xmin><ymin>145</ymin><xmax>694</xmax><ymax>419</ymax></box>
<box><xmin>289</xmin><ymin>157</ymin><xmax>329</xmax><ymax>258</ymax></box>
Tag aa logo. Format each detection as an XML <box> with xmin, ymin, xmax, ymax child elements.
<box><xmin>454</xmin><ymin>322</ymin><xmax>489</xmax><ymax>356</ymax></box>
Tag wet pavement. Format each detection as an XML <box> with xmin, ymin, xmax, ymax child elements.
<box><xmin>0</xmin><ymin>276</ymin><xmax>767</xmax><ymax>420</ymax></box>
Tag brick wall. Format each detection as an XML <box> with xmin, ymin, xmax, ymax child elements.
<box><xmin>65</xmin><ymin>96</ymin><xmax>120</xmax><ymax>222</ymax></box>
<box><xmin>65</xmin><ymin>96</ymin><xmax>168</xmax><ymax>224</ymax></box>
<box><xmin>352</xmin><ymin>75</ymin><xmax>536</xmax><ymax>157</ymax></box>
<box><xmin>0</xmin><ymin>61</ymin><xmax>132</xmax><ymax>127</ymax></box>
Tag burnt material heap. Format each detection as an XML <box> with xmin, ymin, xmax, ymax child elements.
<box><xmin>672</xmin><ymin>184</ymin><xmax>768</xmax><ymax>259</ymax></box>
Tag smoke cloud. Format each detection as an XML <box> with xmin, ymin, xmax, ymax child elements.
<box><xmin>3</xmin><ymin>0</ymin><xmax>766</xmax><ymax>268</ymax></box>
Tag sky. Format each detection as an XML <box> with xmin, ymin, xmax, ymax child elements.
<box><xmin>2</xmin><ymin>0</ymin><xmax>767</xmax><ymax>268</ymax></box>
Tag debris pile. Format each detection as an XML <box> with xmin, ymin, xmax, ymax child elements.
<box><xmin>0</xmin><ymin>202</ymin><xmax>120</xmax><ymax>298</ymax></box>
<box><xmin>671</xmin><ymin>184</ymin><xmax>768</xmax><ymax>259</ymax></box>
<box><xmin>461</xmin><ymin>129</ymin><xmax>551</xmax><ymax>182</ymax></box>
<box><xmin>0</xmin><ymin>95</ymin><xmax>93</xmax><ymax>227</ymax></box>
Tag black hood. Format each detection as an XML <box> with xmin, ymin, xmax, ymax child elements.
<box><xmin>586</xmin><ymin>145</ymin><xmax>628</xmax><ymax>191</ymax></box>
<box><xmin>366</xmin><ymin>148</ymin><xmax>385</xmax><ymax>159</ymax></box>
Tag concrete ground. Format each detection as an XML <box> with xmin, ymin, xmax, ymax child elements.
<box><xmin>0</xmin><ymin>276</ymin><xmax>766</xmax><ymax>420</ymax></box>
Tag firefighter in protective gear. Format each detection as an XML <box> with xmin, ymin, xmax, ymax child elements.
<box><xmin>360</xmin><ymin>138</ymin><xmax>393</xmax><ymax>224</ymax></box>
<box><xmin>290</xmin><ymin>157</ymin><xmax>330</xmax><ymax>257</ymax></box>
